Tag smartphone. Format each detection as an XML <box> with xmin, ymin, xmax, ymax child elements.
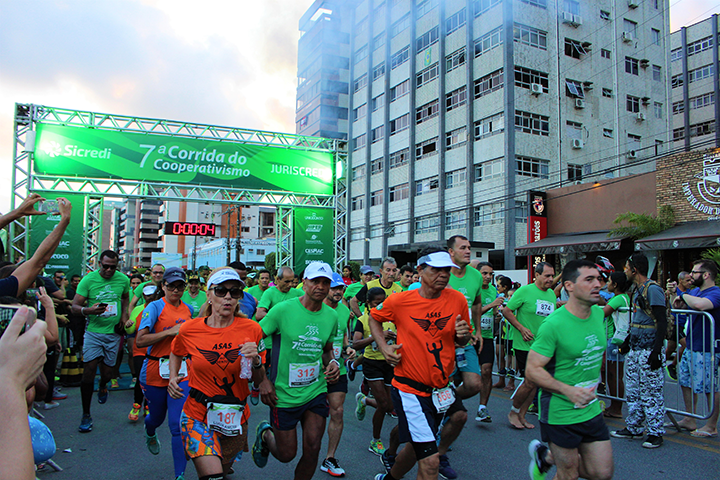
<box><xmin>98</xmin><ymin>303</ymin><xmax>108</xmax><ymax>308</ymax></box>
<box><xmin>37</xmin><ymin>200</ymin><xmax>60</xmax><ymax>215</ymax></box>
<box><xmin>0</xmin><ymin>305</ymin><xmax>37</xmax><ymax>339</ymax></box>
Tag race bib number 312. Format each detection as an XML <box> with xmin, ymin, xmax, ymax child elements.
<box><xmin>289</xmin><ymin>362</ymin><xmax>320</xmax><ymax>388</ymax></box>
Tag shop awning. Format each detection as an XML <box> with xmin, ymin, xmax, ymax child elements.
<box><xmin>515</xmin><ymin>232</ymin><xmax>626</xmax><ymax>256</ymax></box>
<box><xmin>634</xmin><ymin>221</ymin><xmax>720</xmax><ymax>251</ymax></box>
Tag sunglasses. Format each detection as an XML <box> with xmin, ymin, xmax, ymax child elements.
<box><xmin>690</xmin><ymin>270</ymin><xmax>706</xmax><ymax>275</ymax></box>
<box><xmin>211</xmin><ymin>286</ymin><xmax>244</xmax><ymax>299</ymax></box>
<box><xmin>165</xmin><ymin>282</ymin><xmax>186</xmax><ymax>292</ymax></box>
<box><xmin>100</xmin><ymin>263</ymin><xmax>117</xmax><ymax>270</ymax></box>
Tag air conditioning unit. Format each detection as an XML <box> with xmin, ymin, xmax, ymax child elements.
<box><xmin>640</xmin><ymin>59</ymin><xmax>650</xmax><ymax>68</ymax></box>
<box><xmin>582</xmin><ymin>81</ymin><xmax>594</xmax><ymax>90</ymax></box>
<box><xmin>622</xmin><ymin>32</ymin><xmax>634</xmax><ymax>43</ymax></box>
<box><xmin>628</xmin><ymin>0</ymin><xmax>639</xmax><ymax>8</ymax></box>
<box><xmin>575</xmin><ymin>98</ymin><xmax>586</xmax><ymax>109</ymax></box>
<box><xmin>573</xmin><ymin>15</ymin><xmax>583</xmax><ymax>26</ymax></box>
<box><xmin>572</xmin><ymin>139</ymin><xmax>584</xmax><ymax>149</ymax></box>
<box><xmin>627</xmin><ymin>150</ymin><xmax>637</xmax><ymax>159</ymax></box>
<box><xmin>562</xmin><ymin>11</ymin><xmax>574</xmax><ymax>24</ymax></box>
<box><xmin>531</xmin><ymin>83</ymin><xmax>544</xmax><ymax>95</ymax></box>
<box><xmin>636</xmin><ymin>112</ymin><xmax>646</xmax><ymax>121</ymax></box>
<box><xmin>581</xmin><ymin>41</ymin><xmax>592</xmax><ymax>50</ymax></box>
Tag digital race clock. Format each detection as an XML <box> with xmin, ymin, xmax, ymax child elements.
<box><xmin>163</xmin><ymin>221</ymin><xmax>216</xmax><ymax>236</ymax></box>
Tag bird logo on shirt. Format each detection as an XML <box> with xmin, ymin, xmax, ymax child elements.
<box><xmin>196</xmin><ymin>347</ymin><xmax>241</xmax><ymax>371</ymax></box>
<box><xmin>410</xmin><ymin>313</ymin><xmax>453</xmax><ymax>337</ymax></box>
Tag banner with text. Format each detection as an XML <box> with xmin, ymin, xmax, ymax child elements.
<box><xmin>293</xmin><ymin>207</ymin><xmax>334</xmax><ymax>274</ymax></box>
<box><xmin>29</xmin><ymin>193</ymin><xmax>85</xmax><ymax>279</ymax></box>
<box><xmin>33</xmin><ymin>124</ymin><xmax>334</xmax><ymax>195</ymax></box>
<box><xmin>527</xmin><ymin>190</ymin><xmax>548</xmax><ymax>282</ymax></box>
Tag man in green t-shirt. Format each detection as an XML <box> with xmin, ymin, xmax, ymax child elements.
<box><xmin>525</xmin><ymin>259</ymin><xmax>612</xmax><ymax>480</ymax></box>
<box><xmin>246</xmin><ymin>269</ymin><xmax>271</xmax><ymax>302</ymax></box>
<box><xmin>320</xmin><ymin>273</ymin><xmax>355</xmax><ymax>477</ymax></box>
<box><xmin>504</xmin><ymin>262</ymin><xmax>557</xmax><ymax>430</ymax></box>
<box><xmin>180</xmin><ymin>275</ymin><xmax>206</xmax><ymax>318</ymax></box>
<box><xmin>71</xmin><ymin>250</ymin><xmax>130</xmax><ymax>433</ymax></box>
<box><xmin>256</xmin><ymin>266</ymin><xmax>303</xmax><ymax>363</ymax></box>
<box><xmin>476</xmin><ymin>261</ymin><xmax>504</xmax><ymax>423</ymax></box>
<box><xmin>127</xmin><ymin>263</ymin><xmax>164</xmax><ymax>314</ymax></box>
<box><xmin>253</xmin><ymin>262</ymin><xmax>340</xmax><ymax>480</ymax></box>
<box><xmin>398</xmin><ymin>265</ymin><xmax>414</xmax><ymax>292</ymax></box>
<box><xmin>344</xmin><ymin>265</ymin><xmax>374</xmax><ymax>311</ymax></box>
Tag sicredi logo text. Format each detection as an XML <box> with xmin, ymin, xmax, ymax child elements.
<box><xmin>42</xmin><ymin>141</ymin><xmax>112</xmax><ymax>159</ymax></box>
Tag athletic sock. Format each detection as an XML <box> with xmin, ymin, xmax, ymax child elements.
<box><xmin>80</xmin><ymin>381</ymin><xmax>94</xmax><ymax>414</ymax></box>
<box><xmin>478</xmin><ymin>404</ymin><xmax>486</xmax><ymax>410</ymax></box>
<box><xmin>199</xmin><ymin>475</ymin><xmax>224</xmax><ymax>480</ymax></box>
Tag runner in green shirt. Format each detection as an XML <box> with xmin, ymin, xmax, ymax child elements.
<box><xmin>246</xmin><ymin>269</ymin><xmax>272</xmax><ymax>303</ymax></box>
<box><xmin>476</xmin><ymin>261</ymin><xmax>504</xmax><ymax>423</ymax></box>
<box><xmin>127</xmin><ymin>263</ymin><xmax>164</xmax><ymax>314</ymax></box>
<box><xmin>526</xmin><ymin>259</ymin><xmax>612</xmax><ymax>480</ymax></box>
<box><xmin>504</xmin><ymin>261</ymin><xmax>557</xmax><ymax>430</ymax></box>
<box><xmin>344</xmin><ymin>265</ymin><xmax>374</xmax><ymax>312</ymax></box>
<box><xmin>253</xmin><ymin>262</ymin><xmax>340</xmax><ymax>480</ymax></box>
<box><xmin>398</xmin><ymin>265</ymin><xmax>414</xmax><ymax>292</ymax></box>
<box><xmin>256</xmin><ymin>266</ymin><xmax>303</xmax><ymax>356</ymax></box>
<box><xmin>180</xmin><ymin>275</ymin><xmax>206</xmax><ymax>318</ymax></box>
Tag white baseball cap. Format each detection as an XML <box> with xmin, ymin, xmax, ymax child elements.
<box><xmin>417</xmin><ymin>251</ymin><xmax>459</xmax><ymax>269</ymax></box>
<box><xmin>208</xmin><ymin>269</ymin><xmax>245</xmax><ymax>288</ymax></box>
<box><xmin>304</xmin><ymin>262</ymin><xmax>334</xmax><ymax>281</ymax></box>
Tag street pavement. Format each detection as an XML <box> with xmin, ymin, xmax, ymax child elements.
<box><xmin>36</xmin><ymin>375</ymin><xmax>719</xmax><ymax>480</ymax></box>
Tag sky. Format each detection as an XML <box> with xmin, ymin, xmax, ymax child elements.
<box><xmin>0</xmin><ymin>0</ymin><xmax>719</xmax><ymax>213</ymax></box>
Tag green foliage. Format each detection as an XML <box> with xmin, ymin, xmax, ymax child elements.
<box><xmin>700</xmin><ymin>248</ymin><xmax>720</xmax><ymax>286</ymax></box>
<box><xmin>347</xmin><ymin>261</ymin><xmax>361</xmax><ymax>281</ymax></box>
<box><xmin>609</xmin><ymin>205</ymin><xmax>675</xmax><ymax>240</ymax></box>
<box><xmin>264</xmin><ymin>252</ymin><xmax>276</xmax><ymax>274</ymax></box>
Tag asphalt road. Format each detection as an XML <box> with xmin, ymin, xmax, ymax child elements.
<box><xmin>36</xmin><ymin>375</ymin><xmax>719</xmax><ymax>480</ymax></box>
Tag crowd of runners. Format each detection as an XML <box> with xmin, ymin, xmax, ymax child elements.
<box><xmin>1</xmin><ymin>194</ymin><xmax>718</xmax><ymax>480</ymax></box>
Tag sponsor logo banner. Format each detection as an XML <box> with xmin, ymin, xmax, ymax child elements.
<box><xmin>293</xmin><ymin>207</ymin><xmax>334</xmax><ymax>273</ymax></box>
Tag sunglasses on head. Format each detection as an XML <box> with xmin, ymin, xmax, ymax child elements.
<box><xmin>211</xmin><ymin>286</ymin><xmax>244</xmax><ymax>299</ymax></box>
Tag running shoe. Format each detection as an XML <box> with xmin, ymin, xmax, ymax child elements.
<box><xmin>381</xmin><ymin>451</ymin><xmax>396</xmax><ymax>473</ymax></box>
<box><xmin>527</xmin><ymin>404</ymin><xmax>539</xmax><ymax>416</ymax></box>
<box><xmin>320</xmin><ymin>457</ymin><xmax>346</xmax><ymax>477</ymax></box>
<box><xmin>128</xmin><ymin>403</ymin><xmax>141</xmax><ymax>422</ymax></box>
<box><xmin>250</xmin><ymin>385</ymin><xmax>260</xmax><ymax>406</ymax></box>
<box><xmin>642</xmin><ymin>435</ymin><xmax>663</xmax><ymax>449</ymax></box>
<box><xmin>368</xmin><ymin>439</ymin><xmax>385</xmax><ymax>456</ymax></box>
<box><xmin>528</xmin><ymin>440</ymin><xmax>551</xmax><ymax>480</ymax></box>
<box><xmin>144</xmin><ymin>404</ymin><xmax>150</xmax><ymax>417</ymax></box>
<box><xmin>475</xmin><ymin>406</ymin><xmax>492</xmax><ymax>423</ymax></box>
<box><xmin>666</xmin><ymin>364</ymin><xmax>678</xmax><ymax>381</ymax></box>
<box><xmin>252</xmin><ymin>421</ymin><xmax>272</xmax><ymax>468</ymax></box>
<box><xmin>506</xmin><ymin>368</ymin><xmax>516</xmax><ymax>378</ymax></box>
<box><xmin>97</xmin><ymin>387</ymin><xmax>109</xmax><ymax>404</ymax></box>
<box><xmin>110</xmin><ymin>379</ymin><xmax>120</xmax><ymax>389</ymax></box>
<box><xmin>130</xmin><ymin>377</ymin><xmax>137</xmax><ymax>388</ymax></box>
<box><xmin>355</xmin><ymin>392</ymin><xmax>366</xmax><ymax>421</ymax></box>
<box><xmin>497</xmin><ymin>368</ymin><xmax>507</xmax><ymax>376</ymax></box>
<box><xmin>78</xmin><ymin>414</ymin><xmax>93</xmax><ymax>433</ymax></box>
<box><xmin>175</xmin><ymin>476</ymin><xmax>184</xmax><ymax>480</ymax></box>
<box><xmin>145</xmin><ymin>427</ymin><xmax>161</xmax><ymax>455</ymax></box>
<box><xmin>43</xmin><ymin>401</ymin><xmax>60</xmax><ymax>410</ymax></box>
<box><xmin>438</xmin><ymin>454</ymin><xmax>457</xmax><ymax>479</ymax></box>
<box><xmin>346</xmin><ymin>359</ymin><xmax>356</xmax><ymax>381</ymax></box>
<box><xmin>374</xmin><ymin>475</ymin><xmax>387</xmax><ymax>480</ymax></box>
<box><xmin>610</xmin><ymin>428</ymin><xmax>644</xmax><ymax>439</ymax></box>
<box><xmin>52</xmin><ymin>387</ymin><xmax>67</xmax><ymax>400</ymax></box>
<box><xmin>388</xmin><ymin>410</ymin><xmax>398</xmax><ymax>419</ymax></box>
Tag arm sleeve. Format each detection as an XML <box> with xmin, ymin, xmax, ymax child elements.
<box><xmin>368</xmin><ymin>295</ymin><xmax>396</xmax><ymax>324</ymax></box>
<box><xmin>138</xmin><ymin>301</ymin><xmax>160</xmax><ymax>332</ymax></box>
<box><xmin>171</xmin><ymin>325</ymin><xmax>188</xmax><ymax>356</ymax></box>
<box><xmin>530</xmin><ymin>320</ymin><xmax>557</xmax><ymax>357</ymax></box>
<box><xmin>354</xmin><ymin>317</ymin><xmax>365</xmax><ymax>334</ymax></box>
<box><xmin>505</xmin><ymin>286</ymin><xmax>524</xmax><ymax>311</ymax></box>
<box><xmin>257</xmin><ymin>289</ymin><xmax>273</xmax><ymax>310</ymax></box>
<box><xmin>76</xmin><ymin>277</ymin><xmax>90</xmax><ymax>298</ymax></box>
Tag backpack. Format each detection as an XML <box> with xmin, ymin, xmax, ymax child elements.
<box><xmin>633</xmin><ymin>280</ymin><xmax>675</xmax><ymax>341</ymax></box>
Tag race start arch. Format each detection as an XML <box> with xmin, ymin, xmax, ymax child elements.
<box><xmin>10</xmin><ymin>103</ymin><xmax>347</xmax><ymax>274</ymax></box>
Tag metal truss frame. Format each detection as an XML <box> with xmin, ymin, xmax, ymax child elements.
<box><xmin>83</xmin><ymin>197</ymin><xmax>104</xmax><ymax>272</ymax></box>
<box><xmin>10</xmin><ymin>103</ymin><xmax>347</xmax><ymax>271</ymax></box>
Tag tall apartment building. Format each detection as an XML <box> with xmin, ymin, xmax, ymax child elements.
<box><xmin>670</xmin><ymin>14</ymin><xmax>720</xmax><ymax>149</ymax></box>
<box><xmin>134</xmin><ymin>199</ymin><xmax>162</xmax><ymax>267</ymax></box>
<box><xmin>297</xmin><ymin>0</ymin><xmax>670</xmax><ymax>268</ymax></box>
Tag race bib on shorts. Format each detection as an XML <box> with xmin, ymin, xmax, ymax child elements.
<box><xmin>535</xmin><ymin>300</ymin><xmax>554</xmax><ymax>317</ymax></box>
<box><xmin>432</xmin><ymin>386</ymin><xmax>455</xmax><ymax>413</ymax></box>
<box><xmin>158</xmin><ymin>358</ymin><xmax>187</xmax><ymax>380</ymax></box>
<box><xmin>206</xmin><ymin>402</ymin><xmax>244</xmax><ymax>436</ymax></box>
<box><xmin>289</xmin><ymin>362</ymin><xmax>321</xmax><ymax>387</ymax></box>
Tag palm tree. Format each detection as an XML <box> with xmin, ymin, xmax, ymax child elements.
<box><xmin>608</xmin><ymin>205</ymin><xmax>675</xmax><ymax>239</ymax></box>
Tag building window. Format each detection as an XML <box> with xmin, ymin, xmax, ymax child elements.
<box><xmin>565</xmin><ymin>79</ymin><xmax>584</xmax><ymax>98</ymax></box>
<box><xmin>417</xmin><ymin>0</ymin><xmax>438</xmax><ymax>18</ymax></box>
<box><xmin>353</xmin><ymin>134</ymin><xmax>366</xmax><ymax>151</ymax></box>
<box><xmin>602</xmin><ymin>88</ymin><xmax>613</xmax><ymax>98</ymax></box>
<box><xmin>475</xmin><ymin>27</ymin><xmax>503</xmax><ymax>56</ymax></box>
<box><xmin>600</xmin><ymin>10</ymin><xmax>610</xmax><ymax>20</ymax></box>
<box><xmin>446</xmin><ymin>48</ymin><xmax>466</xmax><ymax>73</ymax></box>
<box><xmin>353</xmin><ymin>104</ymin><xmax>367</xmax><ymax>121</ymax></box>
<box><xmin>625</xmin><ymin>57</ymin><xmax>639</xmax><ymax>75</ymax></box>
<box><xmin>689</xmin><ymin>64</ymin><xmax>714</xmax><ymax>83</ymax></box>
<box><xmin>371</xmin><ymin>126</ymin><xmax>384</xmax><ymax>143</ymax></box>
<box><xmin>351</xmin><ymin>195</ymin><xmax>364</xmax><ymax>211</ymax></box>
<box><xmin>389</xmin><ymin>148</ymin><xmax>410</xmax><ymax>168</ymax></box>
<box><xmin>370</xmin><ymin>190</ymin><xmax>383</xmax><ymax>206</ymax></box>
<box><xmin>474</xmin><ymin>203</ymin><xmax>504</xmax><ymax>226</ymax></box>
<box><xmin>445</xmin><ymin>210</ymin><xmax>467</xmax><ymax>231</ymax></box>
<box><xmin>672</xmin><ymin>101</ymin><xmax>683</xmax><ymax>115</ymax></box>
<box><xmin>627</xmin><ymin>134</ymin><xmax>641</xmax><ymax>156</ymax></box>
<box><xmin>626</xmin><ymin>95</ymin><xmax>640</xmax><ymax>113</ymax></box>
<box><xmin>601</xmin><ymin>48</ymin><xmax>611</xmax><ymax>59</ymax></box>
<box><xmin>563</xmin><ymin>0</ymin><xmax>579</xmax><ymax>15</ymax></box>
<box><xmin>688</xmin><ymin>36</ymin><xmax>713</xmax><ymax>56</ymax></box>
<box><xmin>390</xmin><ymin>14</ymin><xmax>410</xmax><ymax>37</ymax></box>
<box><xmin>391</xmin><ymin>46</ymin><xmax>410</xmax><ymax>69</ymax></box>
<box><xmin>514</xmin><ymin>66</ymin><xmax>547</xmax><ymax>92</ymax></box>
<box><xmin>516</xmin><ymin>156</ymin><xmax>549</xmax><ymax>178</ymax></box>
<box><xmin>417</xmin><ymin>63</ymin><xmax>439</xmax><ymax>88</ymax></box>
<box><xmin>416</xmin><ymin>26</ymin><xmax>439</xmax><ymax>54</ymax></box>
<box><xmin>390</xmin><ymin>114</ymin><xmax>410</xmax><ymax>135</ymax></box>
<box><xmin>623</xmin><ymin>19</ymin><xmax>637</xmax><ymax>37</ymax></box>
<box><xmin>671</xmin><ymin>74</ymin><xmax>683</xmax><ymax>89</ymax></box>
<box><xmin>415</xmin><ymin>214</ymin><xmax>440</xmax><ymax>235</ymax></box>
<box><xmin>515</xmin><ymin>200</ymin><xmax>528</xmax><ymax>223</ymax></box>
<box><xmin>352</xmin><ymin>164</ymin><xmax>366</xmax><ymax>180</ymax></box>
<box><xmin>565</xmin><ymin>38</ymin><xmax>587</xmax><ymax>59</ymax></box>
<box><xmin>520</xmin><ymin>0</ymin><xmax>547</xmax><ymax>7</ymax></box>
<box><xmin>474</xmin><ymin>157</ymin><xmax>503</xmax><ymax>182</ymax></box>
<box><xmin>446</xmin><ymin>8</ymin><xmax>466</xmax><ymax>35</ymax></box>
<box><xmin>354</xmin><ymin>74</ymin><xmax>367</xmax><ymax>93</ymax></box>
<box><xmin>371</xmin><ymin>157</ymin><xmax>383</xmax><ymax>174</ymax></box>
<box><xmin>446</xmin><ymin>127</ymin><xmax>468</xmax><ymax>150</ymax></box>
<box><xmin>370</xmin><ymin>225</ymin><xmax>383</xmax><ymax>238</ymax></box>
<box><xmin>416</xmin><ymin>100</ymin><xmax>440</xmax><ymax>124</ymax></box>
<box><xmin>356</xmin><ymin>18</ymin><xmax>368</xmax><ymax>37</ymax></box>
<box><xmin>603</xmin><ymin>129</ymin><xmax>613</xmax><ymax>138</ymax></box>
<box><xmin>373</xmin><ymin>63</ymin><xmax>385</xmax><ymax>81</ymax></box>
<box><xmin>389</xmin><ymin>183</ymin><xmax>409</xmax><ymax>202</ymax></box>
<box><xmin>390</xmin><ymin>80</ymin><xmax>410</xmax><ymax>101</ymax></box>
<box><xmin>372</xmin><ymin>94</ymin><xmax>384</xmax><ymax>112</ymax></box>
<box><xmin>474</xmin><ymin>113</ymin><xmax>504</xmax><ymax>139</ymax></box>
<box><xmin>515</xmin><ymin>110</ymin><xmax>550</xmax><ymax>136</ymax></box>
<box><xmin>651</xmin><ymin>28</ymin><xmax>661</xmax><ymax>46</ymax></box>
<box><xmin>350</xmin><ymin>228</ymin><xmax>364</xmax><ymax>241</ymax></box>
<box><xmin>445</xmin><ymin>168</ymin><xmax>467</xmax><ymax>189</ymax></box>
<box><xmin>474</xmin><ymin>0</ymin><xmax>502</xmax><ymax>16</ymax></box>
<box><xmin>568</xmin><ymin>164</ymin><xmax>582</xmax><ymax>182</ymax></box>
<box><xmin>415</xmin><ymin>176</ymin><xmax>439</xmax><ymax>196</ymax></box>
<box><xmin>446</xmin><ymin>86</ymin><xmax>467</xmax><ymax>112</ymax></box>
<box><xmin>654</xmin><ymin>102</ymin><xmax>663</xmax><ymax>119</ymax></box>
<box><xmin>374</xmin><ymin>33</ymin><xmax>385</xmax><ymax>50</ymax></box>
<box><xmin>566</xmin><ymin>121</ymin><xmax>582</xmax><ymax>140</ymax></box>
<box><xmin>689</xmin><ymin>120</ymin><xmax>716</xmax><ymax>138</ymax></box>
<box><xmin>415</xmin><ymin>137</ymin><xmax>439</xmax><ymax>159</ymax></box>
<box><xmin>513</xmin><ymin>23</ymin><xmax>547</xmax><ymax>50</ymax></box>
<box><xmin>475</xmin><ymin>68</ymin><xmax>504</xmax><ymax>98</ymax></box>
<box><xmin>690</xmin><ymin>92</ymin><xmax>715</xmax><ymax>110</ymax></box>
<box><xmin>671</xmin><ymin>47</ymin><xmax>683</xmax><ymax>62</ymax></box>
<box><xmin>355</xmin><ymin>45</ymin><xmax>368</xmax><ymax>64</ymax></box>
<box><xmin>652</xmin><ymin>65</ymin><xmax>661</xmax><ymax>82</ymax></box>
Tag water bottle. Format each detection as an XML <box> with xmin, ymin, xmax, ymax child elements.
<box><xmin>240</xmin><ymin>355</ymin><xmax>252</xmax><ymax>379</ymax></box>
<box><xmin>455</xmin><ymin>347</ymin><xmax>467</xmax><ymax>368</ymax></box>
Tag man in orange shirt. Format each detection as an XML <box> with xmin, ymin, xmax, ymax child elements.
<box><xmin>369</xmin><ymin>248</ymin><xmax>472</xmax><ymax>480</ymax></box>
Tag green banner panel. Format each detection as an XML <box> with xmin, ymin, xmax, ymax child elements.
<box><xmin>33</xmin><ymin>124</ymin><xmax>334</xmax><ymax>195</ymax></box>
<box><xmin>293</xmin><ymin>207</ymin><xmax>335</xmax><ymax>274</ymax></box>
<box><xmin>29</xmin><ymin>193</ymin><xmax>85</xmax><ymax>279</ymax></box>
